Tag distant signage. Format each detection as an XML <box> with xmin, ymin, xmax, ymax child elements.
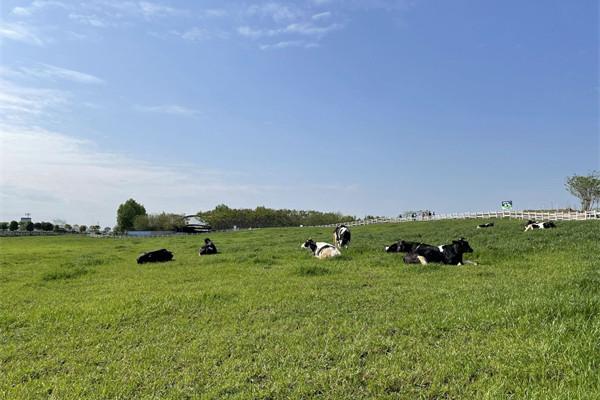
<box><xmin>501</xmin><ymin>201</ymin><xmax>513</xmax><ymax>210</ymax></box>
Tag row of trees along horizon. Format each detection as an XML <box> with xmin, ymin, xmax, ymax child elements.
<box><xmin>117</xmin><ymin>172</ymin><xmax>600</xmax><ymax>232</ymax></box>
<box><xmin>116</xmin><ymin>200</ymin><xmax>356</xmax><ymax>232</ymax></box>
<box><xmin>2</xmin><ymin>172</ymin><xmax>597</xmax><ymax>233</ymax></box>
<box><xmin>0</xmin><ymin>220</ymin><xmax>100</xmax><ymax>233</ymax></box>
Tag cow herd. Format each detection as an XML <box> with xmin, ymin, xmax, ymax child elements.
<box><xmin>136</xmin><ymin>220</ymin><xmax>557</xmax><ymax>265</ymax></box>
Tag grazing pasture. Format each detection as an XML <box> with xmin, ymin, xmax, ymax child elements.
<box><xmin>1</xmin><ymin>219</ymin><xmax>599</xmax><ymax>399</ymax></box>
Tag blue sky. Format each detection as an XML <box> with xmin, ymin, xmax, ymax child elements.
<box><xmin>0</xmin><ymin>0</ymin><xmax>598</xmax><ymax>226</ymax></box>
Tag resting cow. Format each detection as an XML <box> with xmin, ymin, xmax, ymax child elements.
<box><xmin>524</xmin><ymin>220</ymin><xmax>556</xmax><ymax>232</ymax></box>
<box><xmin>136</xmin><ymin>248</ymin><xmax>174</xmax><ymax>264</ymax></box>
<box><xmin>403</xmin><ymin>238</ymin><xmax>476</xmax><ymax>266</ymax></box>
<box><xmin>333</xmin><ymin>225</ymin><xmax>351</xmax><ymax>249</ymax></box>
<box><xmin>385</xmin><ymin>240</ymin><xmax>435</xmax><ymax>253</ymax></box>
<box><xmin>477</xmin><ymin>223</ymin><xmax>494</xmax><ymax>229</ymax></box>
<box><xmin>199</xmin><ymin>238</ymin><xmax>218</xmax><ymax>255</ymax></box>
<box><xmin>301</xmin><ymin>239</ymin><xmax>341</xmax><ymax>259</ymax></box>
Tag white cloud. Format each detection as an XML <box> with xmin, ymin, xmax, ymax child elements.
<box><xmin>68</xmin><ymin>13</ymin><xmax>108</xmax><ymax>27</ymax></box>
<box><xmin>247</xmin><ymin>2</ymin><xmax>302</xmax><ymax>22</ymax></box>
<box><xmin>138</xmin><ymin>1</ymin><xmax>188</xmax><ymax>18</ymax></box>
<box><xmin>0</xmin><ymin>22</ymin><xmax>45</xmax><ymax>45</ymax></box>
<box><xmin>284</xmin><ymin>21</ymin><xmax>341</xmax><ymax>36</ymax></box>
<box><xmin>171</xmin><ymin>27</ymin><xmax>228</xmax><ymax>41</ymax></box>
<box><xmin>135</xmin><ymin>104</ymin><xmax>199</xmax><ymax>116</ymax></box>
<box><xmin>260</xmin><ymin>40</ymin><xmax>318</xmax><ymax>50</ymax></box>
<box><xmin>312</xmin><ymin>11</ymin><xmax>331</xmax><ymax>20</ymax></box>
<box><xmin>0</xmin><ymin>79</ymin><xmax>68</xmax><ymax>124</ymax></box>
<box><xmin>0</xmin><ymin>126</ymin><xmax>360</xmax><ymax>225</ymax></box>
<box><xmin>19</xmin><ymin>64</ymin><xmax>105</xmax><ymax>84</ymax></box>
<box><xmin>10</xmin><ymin>1</ymin><xmax>68</xmax><ymax>17</ymax></box>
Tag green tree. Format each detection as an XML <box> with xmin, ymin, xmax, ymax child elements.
<box><xmin>9</xmin><ymin>221</ymin><xmax>18</xmax><ymax>231</ymax></box>
<box><xmin>79</xmin><ymin>225</ymin><xmax>87</xmax><ymax>233</ymax></box>
<box><xmin>26</xmin><ymin>222</ymin><xmax>34</xmax><ymax>232</ymax></box>
<box><xmin>117</xmin><ymin>198</ymin><xmax>147</xmax><ymax>231</ymax></box>
<box><xmin>565</xmin><ymin>172</ymin><xmax>600</xmax><ymax>211</ymax></box>
<box><xmin>0</xmin><ymin>222</ymin><xmax>8</xmax><ymax>230</ymax></box>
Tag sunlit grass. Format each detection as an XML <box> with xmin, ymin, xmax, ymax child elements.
<box><xmin>1</xmin><ymin>219</ymin><xmax>599</xmax><ymax>398</ymax></box>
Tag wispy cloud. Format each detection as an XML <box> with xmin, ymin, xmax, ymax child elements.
<box><xmin>260</xmin><ymin>40</ymin><xmax>318</xmax><ymax>50</ymax></box>
<box><xmin>170</xmin><ymin>27</ymin><xmax>229</xmax><ymax>41</ymax></box>
<box><xmin>19</xmin><ymin>64</ymin><xmax>105</xmax><ymax>84</ymax></box>
<box><xmin>312</xmin><ymin>11</ymin><xmax>331</xmax><ymax>20</ymax></box>
<box><xmin>0</xmin><ymin>22</ymin><xmax>45</xmax><ymax>45</ymax></box>
<box><xmin>0</xmin><ymin>126</ymin><xmax>359</xmax><ymax>225</ymax></box>
<box><xmin>135</xmin><ymin>104</ymin><xmax>199</xmax><ymax>116</ymax></box>
<box><xmin>138</xmin><ymin>1</ymin><xmax>189</xmax><ymax>18</ymax></box>
<box><xmin>247</xmin><ymin>3</ymin><xmax>303</xmax><ymax>22</ymax></box>
<box><xmin>0</xmin><ymin>79</ymin><xmax>69</xmax><ymax>124</ymax></box>
<box><xmin>68</xmin><ymin>13</ymin><xmax>109</xmax><ymax>28</ymax></box>
<box><xmin>10</xmin><ymin>1</ymin><xmax>69</xmax><ymax>17</ymax></box>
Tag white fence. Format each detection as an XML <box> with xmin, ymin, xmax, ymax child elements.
<box><xmin>315</xmin><ymin>210</ymin><xmax>600</xmax><ymax>228</ymax></box>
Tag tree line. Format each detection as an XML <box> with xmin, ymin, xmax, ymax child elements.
<box><xmin>196</xmin><ymin>204</ymin><xmax>355</xmax><ymax>230</ymax></box>
<box><xmin>115</xmin><ymin>199</ymin><xmax>355</xmax><ymax>231</ymax></box>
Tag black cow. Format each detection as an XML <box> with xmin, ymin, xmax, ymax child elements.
<box><xmin>136</xmin><ymin>248</ymin><xmax>173</xmax><ymax>264</ymax></box>
<box><xmin>524</xmin><ymin>220</ymin><xmax>556</xmax><ymax>231</ymax></box>
<box><xmin>385</xmin><ymin>240</ymin><xmax>435</xmax><ymax>253</ymax></box>
<box><xmin>333</xmin><ymin>225</ymin><xmax>351</xmax><ymax>248</ymax></box>
<box><xmin>199</xmin><ymin>238</ymin><xmax>218</xmax><ymax>255</ymax></box>
<box><xmin>477</xmin><ymin>222</ymin><xmax>494</xmax><ymax>229</ymax></box>
<box><xmin>403</xmin><ymin>238</ymin><xmax>476</xmax><ymax>266</ymax></box>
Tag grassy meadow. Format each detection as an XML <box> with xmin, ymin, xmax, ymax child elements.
<box><xmin>1</xmin><ymin>218</ymin><xmax>599</xmax><ymax>399</ymax></box>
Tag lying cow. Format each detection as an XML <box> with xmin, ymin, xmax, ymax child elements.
<box><xmin>524</xmin><ymin>220</ymin><xmax>556</xmax><ymax>231</ymax></box>
<box><xmin>301</xmin><ymin>239</ymin><xmax>341</xmax><ymax>259</ymax></box>
<box><xmin>477</xmin><ymin>222</ymin><xmax>494</xmax><ymax>229</ymax></box>
<box><xmin>385</xmin><ymin>240</ymin><xmax>433</xmax><ymax>253</ymax></box>
<box><xmin>199</xmin><ymin>238</ymin><xmax>218</xmax><ymax>255</ymax></box>
<box><xmin>136</xmin><ymin>248</ymin><xmax>173</xmax><ymax>264</ymax></box>
<box><xmin>333</xmin><ymin>225</ymin><xmax>351</xmax><ymax>248</ymax></box>
<box><xmin>403</xmin><ymin>238</ymin><xmax>476</xmax><ymax>266</ymax></box>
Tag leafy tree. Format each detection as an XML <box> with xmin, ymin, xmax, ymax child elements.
<box><xmin>26</xmin><ymin>222</ymin><xmax>34</xmax><ymax>232</ymax></box>
<box><xmin>565</xmin><ymin>172</ymin><xmax>600</xmax><ymax>211</ymax></box>
<box><xmin>33</xmin><ymin>222</ymin><xmax>42</xmax><ymax>230</ymax></box>
<box><xmin>117</xmin><ymin>198</ymin><xmax>147</xmax><ymax>231</ymax></box>
<box><xmin>9</xmin><ymin>221</ymin><xmax>18</xmax><ymax>231</ymax></box>
<box><xmin>79</xmin><ymin>225</ymin><xmax>87</xmax><ymax>233</ymax></box>
<box><xmin>0</xmin><ymin>222</ymin><xmax>9</xmax><ymax>230</ymax></box>
<box><xmin>64</xmin><ymin>224</ymin><xmax>72</xmax><ymax>231</ymax></box>
<box><xmin>89</xmin><ymin>225</ymin><xmax>101</xmax><ymax>233</ymax></box>
<box><xmin>41</xmin><ymin>222</ymin><xmax>54</xmax><ymax>231</ymax></box>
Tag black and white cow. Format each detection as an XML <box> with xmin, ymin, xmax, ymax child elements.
<box><xmin>333</xmin><ymin>225</ymin><xmax>351</xmax><ymax>248</ymax></box>
<box><xmin>524</xmin><ymin>220</ymin><xmax>556</xmax><ymax>232</ymax></box>
<box><xmin>477</xmin><ymin>222</ymin><xmax>494</xmax><ymax>229</ymax></box>
<box><xmin>385</xmin><ymin>240</ymin><xmax>435</xmax><ymax>253</ymax></box>
<box><xmin>199</xmin><ymin>238</ymin><xmax>218</xmax><ymax>255</ymax></box>
<box><xmin>403</xmin><ymin>238</ymin><xmax>476</xmax><ymax>266</ymax></box>
<box><xmin>301</xmin><ymin>239</ymin><xmax>341</xmax><ymax>259</ymax></box>
<box><xmin>136</xmin><ymin>248</ymin><xmax>174</xmax><ymax>264</ymax></box>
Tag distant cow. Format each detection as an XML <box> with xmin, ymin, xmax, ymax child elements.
<box><xmin>524</xmin><ymin>220</ymin><xmax>556</xmax><ymax>232</ymax></box>
<box><xmin>333</xmin><ymin>225</ymin><xmax>351</xmax><ymax>248</ymax></box>
<box><xmin>403</xmin><ymin>238</ymin><xmax>476</xmax><ymax>266</ymax></box>
<box><xmin>199</xmin><ymin>238</ymin><xmax>218</xmax><ymax>255</ymax></box>
<box><xmin>301</xmin><ymin>239</ymin><xmax>341</xmax><ymax>259</ymax></box>
<box><xmin>136</xmin><ymin>248</ymin><xmax>174</xmax><ymax>264</ymax></box>
<box><xmin>385</xmin><ymin>240</ymin><xmax>435</xmax><ymax>253</ymax></box>
<box><xmin>477</xmin><ymin>222</ymin><xmax>494</xmax><ymax>229</ymax></box>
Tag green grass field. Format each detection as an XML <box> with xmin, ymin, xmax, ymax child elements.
<box><xmin>1</xmin><ymin>219</ymin><xmax>599</xmax><ymax>399</ymax></box>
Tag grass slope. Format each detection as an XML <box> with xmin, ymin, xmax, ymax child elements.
<box><xmin>1</xmin><ymin>219</ymin><xmax>599</xmax><ymax>399</ymax></box>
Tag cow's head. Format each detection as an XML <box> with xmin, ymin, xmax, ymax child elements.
<box><xmin>385</xmin><ymin>242</ymin><xmax>399</xmax><ymax>252</ymax></box>
<box><xmin>301</xmin><ymin>239</ymin><xmax>317</xmax><ymax>252</ymax></box>
<box><xmin>452</xmin><ymin>238</ymin><xmax>473</xmax><ymax>253</ymax></box>
<box><xmin>204</xmin><ymin>238</ymin><xmax>212</xmax><ymax>244</ymax></box>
